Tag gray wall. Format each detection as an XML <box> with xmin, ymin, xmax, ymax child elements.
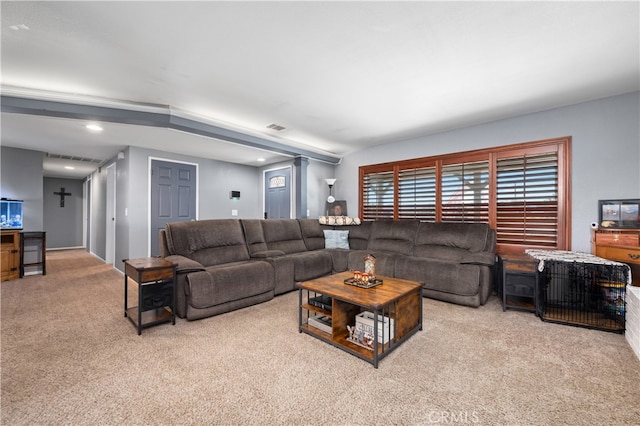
<box><xmin>115</xmin><ymin>146</ymin><xmax>262</xmax><ymax>270</ymax></box>
<box><xmin>88</xmin><ymin>165</ymin><xmax>107</xmax><ymax>260</ymax></box>
<box><xmin>0</xmin><ymin>146</ymin><xmax>44</xmax><ymax>231</ymax></box>
<box><xmin>335</xmin><ymin>92</ymin><xmax>640</xmax><ymax>253</ymax></box>
<box><xmin>43</xmin><ymin>177</ymin><xmax>83</xmax><ymax>248</ymax></box>
<box><xmin>307</xmin><ymin>160</ymin><xmax>338</xmax><ymax>217</ymax></box>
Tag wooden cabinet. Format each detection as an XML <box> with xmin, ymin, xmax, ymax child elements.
<box><xmin>1</xmin><ymin>230</ymin><xmax>20</xmax><ymax>281</ymax></box>
<box><xmin>592</xmin><ymin>228</ymin><xmax>640</xmax><ymax>286</ymax></box>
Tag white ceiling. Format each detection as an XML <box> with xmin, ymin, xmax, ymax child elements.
<box><xmin>1</xmin><ymin>1</ymin><xmax>638</xmax><ymax>178</ymax></box>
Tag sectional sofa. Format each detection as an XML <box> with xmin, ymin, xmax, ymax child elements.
<box><xmin>159</xmin><ymin>218</ymin><xmax>496</xmax><ymax>320</ymax></box>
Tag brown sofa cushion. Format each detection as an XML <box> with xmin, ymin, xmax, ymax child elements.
<box><xmin>415</xmin><ymin>222</ymin><xmax>490</xmax><ymax>253</ymax></box>
<box><xmin>241</xmin><ymin>219</ymin><xmax>269</xmax><ymax>256</ymax></box>
<box><xmin>367</xmin><ymin>220</ymin><xmax>420</xmax><ymax>255</ymax></box>
<box><xmin>298</xmin><ymin>219</ymin><xmax>326</xmax><ymax>250</ymax></box>
<box><xmin>165</xmin><ymin>219</ymin><xmax>250</xmax><ymax>266</ymax></box>
<box><xmin>395</xmin><ymin>257</ymin><xmax>481</xmax><ymax>297</ymax></box>
<box><xmin>186</xmin><ymin>261</ymin><xmax>274</xmax><ymax>309</ymax></box>
<box><xmin>262</xmin><ymin>219</ymin><xmax>307</xmax><ymax>254</ymax></box>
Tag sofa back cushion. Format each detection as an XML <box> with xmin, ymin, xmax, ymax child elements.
<box><xmin>346</xmin><ymin>221</ymin><xmax>372</xmax><ymax>250</ymax></box>
<box><xmin>367</xmin><ymin>220</ymin><xmax>420</xmax><ymax>255</ymax></box>
<box><xmin>261</xmin><ymin>219</ymin><xmax>308</xmax><ymax>254</ymax></box>
<box><xmin>241</xmin><ymin>219</ymin><xmax>269</xmax><ymax>255</ymax></box>
<box><xmin>164</xmin><ymin>219</ymin><xmax>250</xmax><ymax>266</ymax></box>
<box><xmin>414</xmin><ymin>222</ymin><xmax>492</xmax><ymax>254</ymax></box>
<box><xmin>297</xmin><ymin>219</ymin><xmax>326</xmax><ymax>250</ymax></box>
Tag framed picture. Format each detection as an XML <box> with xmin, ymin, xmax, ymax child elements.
<box><xmin>326</xmin><ymin>200</ymin><xmax>347</xmax><ymax>216</ymax></box>
<box><xmin>599</xmin><ymin>199</ymin><xmax>640</xmax><ymax>228</ymax></box>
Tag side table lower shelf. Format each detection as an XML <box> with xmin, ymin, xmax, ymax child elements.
<box><xmin>125</xmin><ymin>307</ymin><xmax>174</xmax><ymax>330</ymax></box>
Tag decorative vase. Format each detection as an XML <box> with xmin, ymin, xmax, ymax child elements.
<box><xmin>364</xmin><ymin>254</ymin><xmax>376</xmax><ymax>278</ymax></box>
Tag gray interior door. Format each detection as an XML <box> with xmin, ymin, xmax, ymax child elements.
<box><xmin>150</xmin><ymin>160</ymin><xmax>197</xmax><ymax>256</ymax></box>
<box><xmin>264</xmin><ymin>168</ymin><xmax>291</xmax><ymax>219</ymax></box>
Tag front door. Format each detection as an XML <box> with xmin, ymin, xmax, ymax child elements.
<box><xmin>150</xmin><ymin>159</ymin><xmax>197</xmax><ymax>256</ymax></box>
<box><xmin>264</xmin><ymin>167</ymin><xmax>291</xmax><ymax>219</ymax></box>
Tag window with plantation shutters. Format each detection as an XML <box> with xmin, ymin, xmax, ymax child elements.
<box><xmin>362</xmin><ymin>169</ymin><xmax>395</xmax><ymax>220</ymax></box>
<box><xmin>441</xmin><ymin>160</ymin><xmax>489</xmax><ymax>222</ymax></box>
<box><xmin>496</xmin><ymin>151</ymin><xmax>559</xmax><ymax>247</ymax></box>
<box><xmin>398</xmin><ymin>166</ymin><xmax>436</xmax><ymax>220</ymax></box>
<box><xmin>359</xmin><ymin>137</ymin><xmax>570</xmax><ymax>252</ymax></box>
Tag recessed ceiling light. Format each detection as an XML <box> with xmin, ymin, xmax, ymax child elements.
<box><xmin>64</xmin><ymin>166</ymin><xmax>75</xmax><ymax>170</ymax></box>
<box><xmin>257</xmin><ymin>158</ymin><xmax>265</xmax><ymax>162</ymax></box>
<box><xmin>9</xmin><ymin>24</ymin><xmax>30</xmax><ymax>31</ymax></box>
<box><xmin>86</xmin><ymin>123</ymin><xmax>103</xmax><ymax>132</ymax></box>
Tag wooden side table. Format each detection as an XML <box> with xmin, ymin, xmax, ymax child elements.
<box><xmin>501</xmin><ymin>253</ymin><xmax>538</xmax><ymax>312</ymax></box>
<box><xmin>123</xmin><ymin>257</ymin><xmax>177</xmax><ymax>335</ymax></box>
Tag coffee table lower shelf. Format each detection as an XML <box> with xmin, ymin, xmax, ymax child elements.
<box><xmin>299</xmin><ymin>323</ymin><xmax>400</xmax><ymax>360</ymax></box>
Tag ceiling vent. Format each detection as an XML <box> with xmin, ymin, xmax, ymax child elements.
<box><xmin>266</xmin><ymin>123</ymin><xmax>286</xmax><ymax>131</ymax></box>
<box><xmin>46</xmin><ymin>153</ymin><xmax>103</xmax><ymax>164</ymax></box>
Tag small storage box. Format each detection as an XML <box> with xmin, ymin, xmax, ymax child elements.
<box><xmin>355</xmin><ymin>311</ymin><xmax>394</xmax><ymax>344</ymax></box>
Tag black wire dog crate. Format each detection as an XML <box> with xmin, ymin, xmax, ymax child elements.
<box><xmin>537</xmin><ymin>259</ymin><xmax>628</xmax><ymax>333</ymax></box>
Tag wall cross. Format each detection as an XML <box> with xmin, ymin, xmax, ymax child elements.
<box><xmin>54</xmin><ymin>187</ymin><xmax>72</xmax><ymax>207</ymax></box>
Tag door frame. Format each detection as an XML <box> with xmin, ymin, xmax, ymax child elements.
<box><xmin>263</xmin><ymin>165</ymin><xmax>293</xmax><ymax>219</ymax></box>
<box><xmin>105</xmin><ymin>163</ymin><xmax>116</xmax><ymax>264</ymax></box>
<box><xmin>84</xmin><ymin>176</ymin><xmax>91</xmax><ymax>253</ymax></box>
<box><xmin>147</xmin><ymin>156</ymin><xmax>199</xmax><ymax>256</ymax></box>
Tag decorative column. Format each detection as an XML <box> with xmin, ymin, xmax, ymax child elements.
<box><xmin>293</xmin><ymin>156</ymin><xmax>308</xmax><ymax>219</ymax></box>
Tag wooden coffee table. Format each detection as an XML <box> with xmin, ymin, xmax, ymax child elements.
<box><xmin>297</xmin><ymin>271</ymin><xmax>423</xmax><ymax>368</ymax></box>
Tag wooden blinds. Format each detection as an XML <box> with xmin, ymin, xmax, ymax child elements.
<box><xmin>398</xmin><ymin>165</ymin><xmax>436</xmax><ymax>221</ymax></box>
<box><xmin>361</xmin><ymin>169</ymin><xmax>395</xmax><ymax>220</ymax></box>
<box><xmin>441</xmin><ymin>159</ymin><xmax>489</xmax><ymax>222</ymax></box>
<box><xmin>496</xmin><ymin>151</ymin><xmax>559</xmax><ymax>247</ymax></box>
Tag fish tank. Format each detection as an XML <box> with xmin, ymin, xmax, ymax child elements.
<box><xmin>0</xmin><ymin>199</ymin><xmax>23</xmax><ymax>230</ymax></box>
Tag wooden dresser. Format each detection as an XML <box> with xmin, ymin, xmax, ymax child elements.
<box><xmin>592</xmin><ymin>228</ymin><xmax>640</xmax><ymax>286</ymax></box>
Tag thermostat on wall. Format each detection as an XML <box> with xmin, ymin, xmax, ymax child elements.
<box><xmin>230</xmin><ymin>191</ymin><xmax>241</xmax><ymax>200</ymax></box>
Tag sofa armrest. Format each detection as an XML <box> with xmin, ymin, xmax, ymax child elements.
<box><xmin>251</xmin><ymin>250</ymin><xmax>286</xmax><ymax>259</ymax></box>
<box><xmin>460</xmin><ymin>252</ymin><xmax>497</xmax><ymax>266</ymax></box>
<box><xmin>164</xmin><ymin>255</ymin><xmax>206</xmax><ymax>273</ymax></box>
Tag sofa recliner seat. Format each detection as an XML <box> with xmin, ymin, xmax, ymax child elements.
<box><xmin>161</xmin><ymin>219</ymin><xmax>275</xmax><ymax>320</ymax></box>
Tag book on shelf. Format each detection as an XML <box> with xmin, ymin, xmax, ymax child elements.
<box><xmin>308</xmin><ymin>294</ymin><xmax>332</xmax><ymax>312</ymax></box>
<box><xmin>355</xmin><ymin>311</ymin><xmax>394</xmax><ymax>344</ymax></box>
<box><xmin>307</xmin><ymin>315</ymin><xmax>332</xmax><ymax>334</ymax></box>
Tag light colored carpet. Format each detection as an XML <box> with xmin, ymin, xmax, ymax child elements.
<box><xmin>2</xmin><ymin>249</ymin><xmax>639</xmax><ymax>425</ymax></box>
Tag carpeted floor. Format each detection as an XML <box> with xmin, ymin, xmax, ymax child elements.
<box><xmin>2</xmin><ymin>249</ymin><xmax>639</xmax><ymax>425</ymax></box>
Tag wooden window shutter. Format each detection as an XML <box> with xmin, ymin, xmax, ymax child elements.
<box><xmin>496</xmin><ymin>151</ymin><xmax>559</xmax><ymax>247</ymax></box>
<box><xmin>398</xmin><ymin>165</ymin><xmax>437</xmax><ymax>221</ymax></box>
<box><xmin>362</xmin><ymin>169</ymin><xmax>395</xmax><ymax>220</ymax></box>
<box><xmin>441</xmin><ymin>159</ymin><xmax>490</xmax><ymax>223</ymax></box>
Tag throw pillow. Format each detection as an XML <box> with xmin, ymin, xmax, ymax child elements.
<box><xmin>323</xmin><ymin>230</ymin><xmax>350</xmax><ymax>249</ymax></box>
